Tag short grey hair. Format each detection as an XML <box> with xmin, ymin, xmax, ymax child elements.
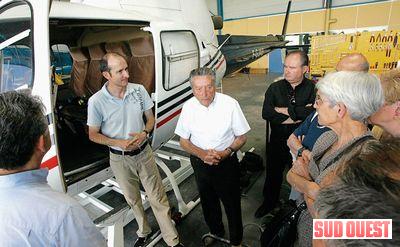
<box><xmin>316</xmin><ymin>71</ymin><xmax>384</xmax><ymax>122</ymax></box>
<box><xmin>189</xmin><ymin>67</ymin><xmax>216</xmax><ymax>85</ymax></box>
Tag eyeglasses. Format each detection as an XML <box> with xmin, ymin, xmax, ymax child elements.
<box><xmin>288</xmin><ymin>89</ymin><xmax>296</xmax><ymax>105</ymax></box>
<box><xmin>315</xmin><ymin>94</ymin><xmax>329</xmax><ymax>106</ymax></box>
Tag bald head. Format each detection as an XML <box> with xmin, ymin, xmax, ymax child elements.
<box><xmin>100</xmin><ymin>52</ymin><xmax>126</xmax><ymax>73</ymax></box>
<box><xmin>336</xmin><ymin>53</ymin><xmax>369</xmax><ymax>72</ymax></box>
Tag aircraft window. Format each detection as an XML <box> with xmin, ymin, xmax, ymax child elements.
<box><xmin>161</xmin><ymin>31</ymin><xmax>199</xmax><ymax>90</ymax></box>
<box><xmin>51</xmin><ymin>44</ymin><xmax>72</xmax><ymax>79</ymax></box>
<box><xmin>0</xmin><ymin>1</ymin><xmax>33</xmax><ymax>92</ymax></box>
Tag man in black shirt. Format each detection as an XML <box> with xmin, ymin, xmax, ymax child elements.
<box><xmin>255</xmin><ymin>51</ymin><xmax>315</xmax><ymax>218</ymax></box>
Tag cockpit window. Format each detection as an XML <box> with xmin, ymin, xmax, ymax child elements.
<box><xmin>0</xmin><ymin>1</ymin><xmax>33</xmax><ymax>92</ymax></box>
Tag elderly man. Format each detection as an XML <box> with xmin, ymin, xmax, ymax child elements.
<box><xmin>256</xmin><ymin>51</ymin><xmax>316</xmax><ymax>218</ymax></box>
<box><xmin>0</xmin><ymin>91</ymin><xmax>105</xmax><ymax>246</ymax></box>
<box><xmin>369</xmin><ymin>68</ymin><xmax>400</xmax><ymax>138</ymax></box>
<box><xmin>87</xmin><ymin>53</ymin><xmax>182</xmax><ymax>247</ymax></box>
<box><xmin>175</xmin><ymin>67</ymin><xmax>250</xmax><ymax>247</ymax></box>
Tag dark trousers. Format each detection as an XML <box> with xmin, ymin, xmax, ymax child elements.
<box><xmin>190</xmin><ymin>154</ymin><xmax>243</xmax><ymax>246</ymax></box>
<box><xmin>263</xmin><ymin>124</ymin><xmax>299</xmax><ymax>208</ymax></box>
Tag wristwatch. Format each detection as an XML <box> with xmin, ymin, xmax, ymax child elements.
<box><xmin>296</xmin><ymin>146</ymin><xmax>305</xmax><ymax>158</ymax></box>
<box><xmin>226</xmin><ymin>147</ymin><xmax>235</xmax><ymax>156</ymax></box>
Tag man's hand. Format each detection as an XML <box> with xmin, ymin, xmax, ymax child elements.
<box><xmin>114</xmin><ymin>139</ymin><xmax>137</xmax><ymax>151</ymax></box>
<box><xmin>274</xmin><ymin>107</ymin><xmax>289</xmax><ymax>116</ymax></box>
<box><xmin>213</xmin><ymin>149</ymin><xmax>232</xmax><ymax>162</ymax></box>
<box><xmin>201</xmin><ymin>149</ymin><xmax>221</xmax><ymax>165</ymax></box>
<box><xmin>116</xmin><ymin>131</ymin><xmax>147</xmax><ymax>151</ymax></box>
<box><xmin>128</xmin><ymin>132</ymin><xmax>147</xmax><ymax>147</ymax></box>
<box><xmin>282</xmin><ymin>118</ymin><xmax>302</xmax><ymax>124</ymax></box>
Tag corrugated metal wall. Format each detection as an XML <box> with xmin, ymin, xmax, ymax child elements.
<box><xmin>207</xmin><ymin>0</ymin><xmax>399</xmax><ymax>70</ymax></box>
<box><xmin>214</xmin><ymin>0</ymin><xmax>389</xmax><ymax>21</ymax></box>
<box><xmin>223</xmin><ymin>0</ymin><xmax>323</xmax><ymax>20</ymax></box>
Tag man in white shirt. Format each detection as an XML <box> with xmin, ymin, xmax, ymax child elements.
<box><xmin>175</xmin><ymin>67</ymin><xmax>250</xmax><ymax>247</ymax></box>
<box><xmin>0</xmin><ymin>91</ymin><xmax>105</xmax><ymax>247</ymax></box>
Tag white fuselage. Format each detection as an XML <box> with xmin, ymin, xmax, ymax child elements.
<box><xmin>0</xmin><ymin>0</ymin><xmax>226</xmax><ymax>193</ymax></box>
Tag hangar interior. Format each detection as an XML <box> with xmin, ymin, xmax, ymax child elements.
<box><xmin>0</xmin><ymin>0</ymin><xmax>398</xmax><ymax>247</ymax></box>
<box><xmin>135</xmin><ymin>0</ymin><xmax>399</xmax><ymax>246</ymax></box>
<box><xmin>118</xmin><ymin>0</ymin><xmax>400</xmax><ymax>246</ymax></box>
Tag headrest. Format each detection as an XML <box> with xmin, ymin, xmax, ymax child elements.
<box><xmin>88</xmin><ymin>44</ymin><xmax>105</xmax><ymax>60</ymax></box>
<box><xmin>129</xmin><ymin>36</ymin><xmax>154</xmax><ymax>57</ymax></box>
<box><xmin>105</xmin><ymin>42</ymin><xmax>131</xmax><ymax>61</ymax></box>
<box><xmin>68</xmin><ymin>47</ymin><xmax>89</xmax><ymax>97</ymax></box>
<box><xmin>69</xmin><ymin>47</ymin><xmax>88</xmax><ymax>62</ymax></box>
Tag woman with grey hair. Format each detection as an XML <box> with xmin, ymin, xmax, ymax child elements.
<box><xmin>286</xmin><ymin>71</ymin><xmax>384</xmax><ymax>247</ymax></box>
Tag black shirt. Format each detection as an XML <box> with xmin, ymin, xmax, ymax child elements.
<box><xmin>262</xmin><ymin>77</ymin><xmax>316</xmax><ymax>136</ymax></box>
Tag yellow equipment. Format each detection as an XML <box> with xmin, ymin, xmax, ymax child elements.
<box><xmin>310</xmin><ymin>30</ymin><xmax>400</xmax><ymax>77</ymax></box>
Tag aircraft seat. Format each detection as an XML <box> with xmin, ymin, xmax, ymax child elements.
<box><xmin>128</xmin><ymin>36</ymin><xmax>155</xmax><ymax>93</ymax></box>
<box><xmin>105</xmin><ymin>42</ymin><xmax>131</xmax><ymax>66</ymax></box>
<box><xmin>87</xmin><ymin>44</ymin><xmax>106</xmax><ymax>95</ymax></box>
<box><xmin>57</xmin><ymin>47</ymin><xmax>90</xmax><ymax>135</ymax></box>
<box><xmin>69</xmin><ymin>47</ymin><xmax>89</xmax><ymax>98</ymax></box>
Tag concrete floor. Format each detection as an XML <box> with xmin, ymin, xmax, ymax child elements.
<box><xmin>122</xmin><ymin>72</ymin><xmax>291</xmax><ymax>247</ymax></box>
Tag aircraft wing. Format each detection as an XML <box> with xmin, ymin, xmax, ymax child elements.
<box><xmin>218</xmin><ymin>34</ymin><xmax>288</xmax><ymax>75</ymax></box>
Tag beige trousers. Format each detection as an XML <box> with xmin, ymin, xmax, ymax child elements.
<box><xmin>109</xmin><ymin>144</ymin><xmax>179</xmax><ymax>246</ymax></box>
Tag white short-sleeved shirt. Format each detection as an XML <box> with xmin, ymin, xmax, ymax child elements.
<box><xmin>87</xmin><ymin>82</ymin><xmax>153</xmax><ymax>150</ymax></box>
<box><xmin>175</xmin><ymin>92</ymin><xmax>250</xmax><ymax>151</ymax></box>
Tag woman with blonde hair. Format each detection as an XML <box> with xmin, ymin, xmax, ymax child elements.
<box><xmin>370</xmin><ymin>68</ymin><xmax>400</xmax><ymax>138</ymax></box>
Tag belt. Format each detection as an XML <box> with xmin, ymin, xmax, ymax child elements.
<box><xmin>109</xmin><ymin>141</ymin><xmax>148</xmax><ymax>156</ymax></box>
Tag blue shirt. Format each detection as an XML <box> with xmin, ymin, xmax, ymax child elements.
<box><xmin>0</xmin><ymin>169</ymin><xmax>106</xmax><ymax>247</ymax></box>
<box><xmin>87</xmin><ymin>82</ymin><xmax>154</xmax><ymax>150</ymax></box>
<box><xmin>293</xmin><ymin>111</ymin><xmax>330</xmax><ymax>150</ymax></box>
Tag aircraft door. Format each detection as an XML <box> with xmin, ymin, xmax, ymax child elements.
<box><xmin>0</xmin><ymin>0</ymin><xmax>65</xmax><ymax>192</ymax></box>
<box><xmin>151</xmin><ymin>30</ymin><xmax>199</xmax><ymax>149</ymax></box>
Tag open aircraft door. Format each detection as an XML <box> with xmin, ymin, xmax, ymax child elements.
<box><xmin>0</xmin><ymin>0</ymin><xmax>65</xmax><ymax>192</ymax></box>
<box><xmin>148</xmin><ymin>23</ymin><xmax>199</xmax><ymax>150</ymax></box>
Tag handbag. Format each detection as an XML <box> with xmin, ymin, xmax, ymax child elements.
<box><xmin>260</xmin><ymin>135</ymin><xmax>374</xmax><ymax>247</ymax></box>
<box><xmin>261</xmin><ymin>200</ymin><xmax>307</xmax><ymax>247</ymax></box>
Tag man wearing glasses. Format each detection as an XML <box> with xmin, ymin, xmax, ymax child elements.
<box><xmin>255</xmin><ymin>51</ymin><xmax>315</xmax><ymax>218</ymax></box>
